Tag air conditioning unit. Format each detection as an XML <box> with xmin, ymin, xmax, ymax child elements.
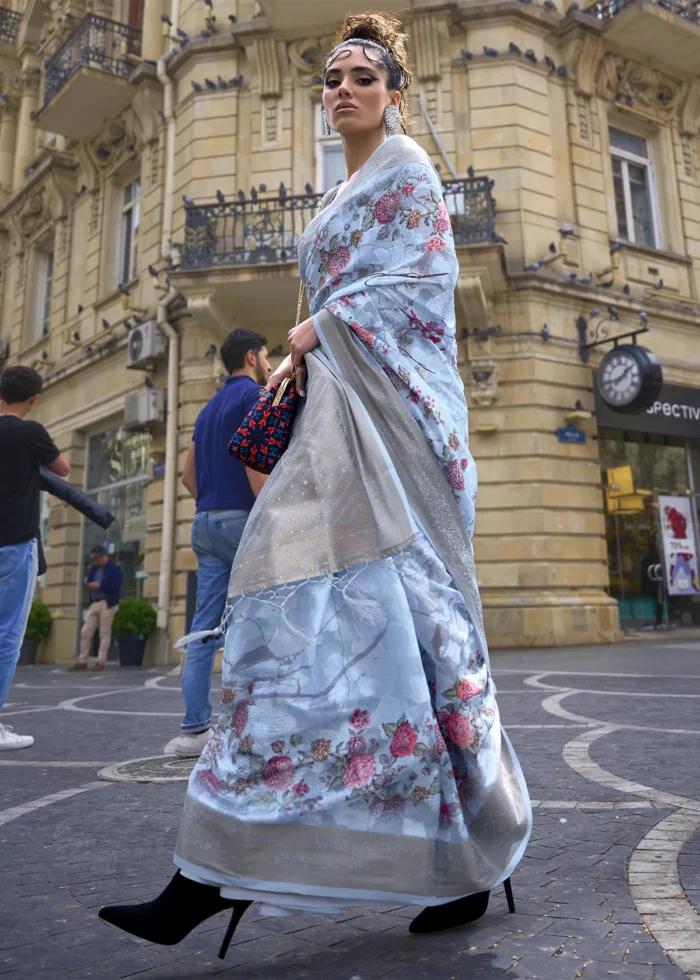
<box><xmin>127</xmin><ymin>320</ymin><xmax>167</xmax><ymax>369</ymax></box>
<box><xmin>123</xmin><ymin>388</ymin><xmax>166</xmax><ymax>430</ymax></box>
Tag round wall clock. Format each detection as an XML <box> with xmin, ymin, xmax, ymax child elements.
<box><xmin>596</xmin><ymin>344</ymin><xmax>662</xmax><ymax>413</ymax></box>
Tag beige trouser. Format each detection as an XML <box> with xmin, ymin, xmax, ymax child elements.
<box><xmin>79</xmin><ymin>600</ymin><xmax>118</xmax><ymax>664</ymax></box>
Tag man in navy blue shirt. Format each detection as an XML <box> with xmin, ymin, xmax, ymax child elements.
<box><xmin>165</xmin><ymin>329</ymin><xmax>270</xmax><ymax>756</ymax></box>
<box><xmin>71</xmin><ymin>546</ymin><xmax>123</xmax><ymax>671</ymax></box>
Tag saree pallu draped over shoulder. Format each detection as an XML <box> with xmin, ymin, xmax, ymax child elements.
<box><xmin>175</xmin><ymin>135</ymin><xmax>531</xmax><ymax>911</ymax></box>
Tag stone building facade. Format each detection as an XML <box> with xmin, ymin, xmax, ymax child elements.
<box><xmin>2</xmin><ymin>0</ymin><xmax>700</xmax><ymax>662</ymax></box>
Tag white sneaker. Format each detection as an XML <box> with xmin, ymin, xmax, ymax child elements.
<box><xmin>163</xmin><ymin>727</ymin><xmax>214</xmax><ymax>757</ymax></box>
<box><xmin>0</xmin><ymin>724</ymin><xmax>34</xmax><ymax>750</ymax></box>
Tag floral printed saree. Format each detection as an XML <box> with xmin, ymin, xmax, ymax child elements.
<box><xmin>175</xmin><ymin>135</ymin><xmax>531</xmax><ymax>913</ymax></box>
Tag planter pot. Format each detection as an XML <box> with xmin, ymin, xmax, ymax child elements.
<box><xmin>118</xmin><ymin>635</ymin><xmax>147</xmax><ymax>667</ymax></box>
<box><xmin>18</xmin><ymin>636</ymin><xmax>40</xmax><ymax>665</ymax></box>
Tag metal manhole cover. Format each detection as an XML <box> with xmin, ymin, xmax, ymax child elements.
<box><xmin>98</xmin><ymin>755</ymin><xmax>196</xmax><ymax>783</ymax></box>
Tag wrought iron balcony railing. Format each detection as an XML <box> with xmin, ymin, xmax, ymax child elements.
<box><xmin>183</xmin><ymin>177</ymin><xmax>499</xmax><ymax>270</ymax></box>
<box><xmin>0</xmin><ymin>8</ymin><xmax>21</xmax><ymax>45</ymax></box>
<box><xmin>587</xmin><ymin>0</ymin><xmax>700</xmax><ymax>21</ymax></box>
<box><xmin>42</xmin><ymin>14</ymin><xmax>142</xmax><ymax>106</ymax></box>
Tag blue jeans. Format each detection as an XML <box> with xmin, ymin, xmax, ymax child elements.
<box><xmin>0</xmin><ymin>539</ymin><xmax>38</xmax><ymax>714</ymax></box>
<box><xmin>181</xmin><ymin>510</ymin><xmax>249</xmax><ymax>733</ymax></box>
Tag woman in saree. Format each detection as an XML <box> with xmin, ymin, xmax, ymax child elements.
<box><xmin>100</xmin><ymin>11</ymin><xmax>531</xmax><ymax>956</ymax></box>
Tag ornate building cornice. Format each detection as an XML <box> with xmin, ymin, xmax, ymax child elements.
<box><xmin>0</xmin><ymin>149</ymin><xmax>77</xmax><ymax>246</ymax></box>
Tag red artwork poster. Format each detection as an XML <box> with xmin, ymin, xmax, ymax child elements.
<box><xmin>659</xmin><ymin>495</ymin><xmax>700</xmax><ymax>597</ymax></box>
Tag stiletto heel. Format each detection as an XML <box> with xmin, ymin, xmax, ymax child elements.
<box><xmin>218</xmin><ymin>902</ymin><xmax>248</xmax><ymax>960</ymax></box>
<box><xmin>504</xmin><ymin>877</ymin><xmax>515</xmax><ymax>913</ymax></box>
<box><xmin>99</xmin><ymin>871</ymin><xmax>250</xmax><ymax>951</ymax></box>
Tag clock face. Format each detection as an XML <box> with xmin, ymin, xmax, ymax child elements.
<box><xmin>598</xmin><ymin>348</ymin><xmax>643</xmax><ymax>407</ymax></box>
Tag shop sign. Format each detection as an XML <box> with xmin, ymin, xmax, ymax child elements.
<box><xmin>557</xmin><ymin>423</ymin><xmax>586</xmax><ymax>444</ymax></box>
<box><xmin>595</xmin><ymin>381</ymin><xmax>700</xmax><ymax>439</ymax></box>
<box><xmin>658</xmin><ymin>495</ymin><xmax>700</xmax><ymax>596</ymax></box>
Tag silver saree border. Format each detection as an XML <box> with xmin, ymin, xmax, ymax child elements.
<box><xmin>176</xmin><ymin>725</ymin><xmax>529</xmax><ymax>899</ymax></box>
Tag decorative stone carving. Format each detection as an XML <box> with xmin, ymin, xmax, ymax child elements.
<box><xmin>576</xmin><ymin>93</ymin><xmax>591</xmax><ymax>143</ymax></box>
<box><xmin>562</xmin><ymin>33</ymin><xmax>605</xmax><ymax>98</ymax></box>
<box><xmin>680</xmin><ymin>79</ymin><xmax>700</xmax><ymax>137</ymax></box>
<box><xmin>90</xmin><ymin>117</ymin><xmax>138</xmax><ymax>171</ymax></box>
<box><xmin>469</xmin><ymin>360</ymin><xmax>498</xmax><ymax>408</ymax></box>
<box><xmin>597</xmin><ymin>54</ymin><xmax>683</xmax><ymax>122</ymax></box>
<box><xmin>288</xmin><ymin>36</ymin><xmax>334</xmax><ymax>88</ymax></box>
<box><xmin>681</xmin><ymin>136</ymin><xmax>697</xmax><ymax>181</ymax></box>
<box><xmin>18</xmin><ymin>188</ymin><xmax>48</xmax><ymax>237</ymax></box>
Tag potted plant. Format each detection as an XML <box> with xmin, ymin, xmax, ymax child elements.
<box><xmin>21</xmin><ymin>601</ymin><xmax>52</xmax><ymax>665</ymax></box>
<box><xmin>112</xmin><ymin>598</ymin><xmax>157</xmax><ymax>667</ymax></box>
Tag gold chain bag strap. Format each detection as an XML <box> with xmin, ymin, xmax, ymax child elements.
<box><xmin>227</xmin><ymin>282</ymin><xmax>305</xmax><ymax>474</ymax></box>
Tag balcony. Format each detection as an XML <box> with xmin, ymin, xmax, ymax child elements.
<box><xmin>586</xmin><ymin>0</ymin><xmax>700</xmax><ymax>72</ymax></box>
<box><xmin>183</xmin><ymin>177</ymin><xmax>499</xmax><ymax>271</ymax></box>
<box><xmin>35</xmin><ymin>14</ymin><xmax>142</xmax><ymax>140</ymax></box>
<box><xmin>0</xmin><ymin>8</ymin><xmax>21</xmax><ymax>45</ymax></box>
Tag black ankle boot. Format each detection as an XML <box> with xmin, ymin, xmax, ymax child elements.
<box><xmin>409</xmin><ymin>890</ymin><xmax>490</xmax><ymax>934</ymax></box>
<box><xmin>409</xmin><ymin>877</ymin><xmax>515</xmax><ymax>935</ymax></box>
<box><xmin>99</xmin><ymin>871</ymin><xmax>251</xmax><ymax>958</ymax></box>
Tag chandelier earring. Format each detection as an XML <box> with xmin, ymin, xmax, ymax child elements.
<box><xmin>321</xmin><ymin>107</ymin><xmax>331</xmax><ymax>136</ymax></box>
<box><xmin>383</xmin><ymin>104</ymin><xmax>402</xmax><ymax>134</ymax></box>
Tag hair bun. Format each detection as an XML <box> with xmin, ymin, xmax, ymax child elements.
<box><xmin>337</xmin><ymin>10</ymin><xmax>410</xmax><ymax>80</ymax></box>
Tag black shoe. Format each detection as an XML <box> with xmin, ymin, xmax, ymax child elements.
<box><xmin>99</xmin><ymin>871</ymin><xmax>251</xmax><ymax>959</ymax></box>
<box><xmin>409</xmin><ymin>877</ymin><xmax>515</xmax><ymax>935</ymax></box>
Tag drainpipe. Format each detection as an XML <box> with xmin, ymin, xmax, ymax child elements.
<box><xmin>156</xmin><ymin>286</ymin><xmax>179</xmax><ymax>635</ymax></box>
<box><xmin>156</xmin><ymin>0</ymin><xmax>179</xmax><ymax>257</ymax></box>
<box><xmin>154</xmin><ymin>0</ymin><xmax>181</xmax><ymax>644</ymax></box>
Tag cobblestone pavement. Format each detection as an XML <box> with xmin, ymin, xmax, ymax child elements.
<box><xmin>1</xmin><ymin>637</ymin><xmax>700</xmax><ymax>980</ymax></box>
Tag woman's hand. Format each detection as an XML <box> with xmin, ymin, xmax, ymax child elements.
<box><xmin>265</xmin><ymin>354</ymin><xmax>293</xmax><ymax>391</ymax></box>
<box><xmin>288</xmin><ymin>316</ymin><xmax>319</xmax><ymax>397</ymax></box>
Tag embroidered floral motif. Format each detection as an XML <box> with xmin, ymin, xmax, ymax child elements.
<box><xmin>349</xmin><ymin>708</ymin><xmax>370</xmax><ymax>730</ymax></box>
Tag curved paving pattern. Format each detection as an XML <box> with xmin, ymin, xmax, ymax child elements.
<box><xmin>0</xmin><ymin>638</ymin><xmax>699</xmax><ymax>979</ymax></box>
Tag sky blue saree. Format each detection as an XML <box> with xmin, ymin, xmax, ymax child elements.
<box><xmin>175</xmin><ymin>135</ymin><xmax>531</xmax><ymax>913</ymax></box>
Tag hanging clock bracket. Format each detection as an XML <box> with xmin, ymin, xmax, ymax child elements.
<box><xmin>576</xmin><ymin>314</ymin><xmax>649</xmax><ymax>364</ymax></box>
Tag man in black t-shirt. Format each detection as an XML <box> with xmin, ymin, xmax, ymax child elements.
<box><xmin>0</xmin><ymin>366</ymin><xmax>70</xmax><ymax>750</ymax></box>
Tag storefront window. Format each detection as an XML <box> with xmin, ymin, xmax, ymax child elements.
<box><xmin>80</xmin><ymin>428</ymin><xmax>150</xmax><ymax>632</ymax></box>
<box><xmin>599</xmin><ymin>430</ymin><xmax>700</xmax><ymax>629</ymax></box>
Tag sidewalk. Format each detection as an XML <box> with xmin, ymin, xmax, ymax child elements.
<box><xmin>1</xmin><ymin>636</ymin><xmax>699</xmax><ymax>979</ymax></box>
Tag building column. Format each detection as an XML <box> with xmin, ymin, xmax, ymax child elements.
<box><xmin>140</xmin><ymin>0</ymin><xmax>168</xmax><ymax>62</ymax></box>
<box><xmin>0</xmin><ymin>96</ymin><xmax>18</xmax><ymax>203</ymax></box>
<box><xmin>12</xmin><ymin>67</ymin><xmax>40</xmax><ymax>192</ymax></box>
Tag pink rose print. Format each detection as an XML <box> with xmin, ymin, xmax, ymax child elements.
<box><xmin>439</xmin><ymin>801</ymin><xmax>452</xmax><ymax>828</ymax></box>
<box><xmin>448</xmin><ymin>432</ymin><xmax>460</xmax><ymax>451</ymax></box>
<box><xmin>350</xmin><ymin>324</ymin><xmax>375</xmax><ymax>350</ymax></box>
<box><xmin>196</xmin><ymin>768</ymin><xmax>220</xmax><ymax>797</ymax></box>
<box><xmin>446</xmin><ymin>712</ymin><xmax>474</xmax><ymax>749</ymax></box>
<box><xmin>445</xmin><ymin>458</ymin><xmax>465</xmax><ymax>491</ymax></box>
<box><xmin>261</xmin><ymin>755</ymin><xmax>295</xmax><ymax>791</ymax></box>
<box><xmin>374</xmin><ymin>189</ymin><xmax>401</xmax><ymax>224</ymax></box>
<box><xmin>409</xmin><ymin>387</ymin><xmax>422</xmax><ymax>404</ymax></box>
<box><xmin>232</xmin><ymin>700</ymin><xmax>248</xmax><ymax>736</ymax></box>
<box><xmin>434</xmin><ymin>726</ymin><xmax>447</xmax><ymax>757</ymax></box>
<box><xmin>342</xmin><ymin>754</ymin><xmax>376</xmax><ymax>789</ymax></box>
<box><xmin>426</xmin><ymin>236</ymin><xmax>446</xmax><ymax>253</ymax></box>
<box><xmin>390</xmin><ymin>721</ymin><xmax>418</xmax><ymax>758</ymax></box>
<box><xmin>461</xmin><ymin>458</ymin><xmax>468</xmax><ymax>469</ymax></box>
<box><xmin>347</xmin><ymin>735</ymin><xmax>367</xmax><ymax>756</ymax></box>
<box><xmin>456</xmin><ymin>678</ymin><xmax>482</xmax><ymax>701</ymax></box>
<box><xmin>371</xmin><ymin>794</ymin><xmax>405</xmax><ymax>817</ymax></box>
<box><xmin>432</xmin><ymin>202</ymin><xmax>450</xmax><ymax>235</ymax></box>
<box><xmin>349</xmin><ymin>708</ymin><xmax>370</xmax><ymax>730</ymax></box>
<box><xmin>292</xmin><ymin>781</ymin><xmax>310</xmax><ymax>797</ymax></box>
<box><xmin>327</xmin><ymin>246</ymin><xmax>350</xmax><ymax>277</ymax></box>
<box><xmin>436</xmin><ymin>708</ymin><xmax>451</xmax><ymax>728</ymax></box>
<box><xmin>402</xmin><ymin>183</ymin><xmax>416</xmax><ymax>196</ymax></box>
